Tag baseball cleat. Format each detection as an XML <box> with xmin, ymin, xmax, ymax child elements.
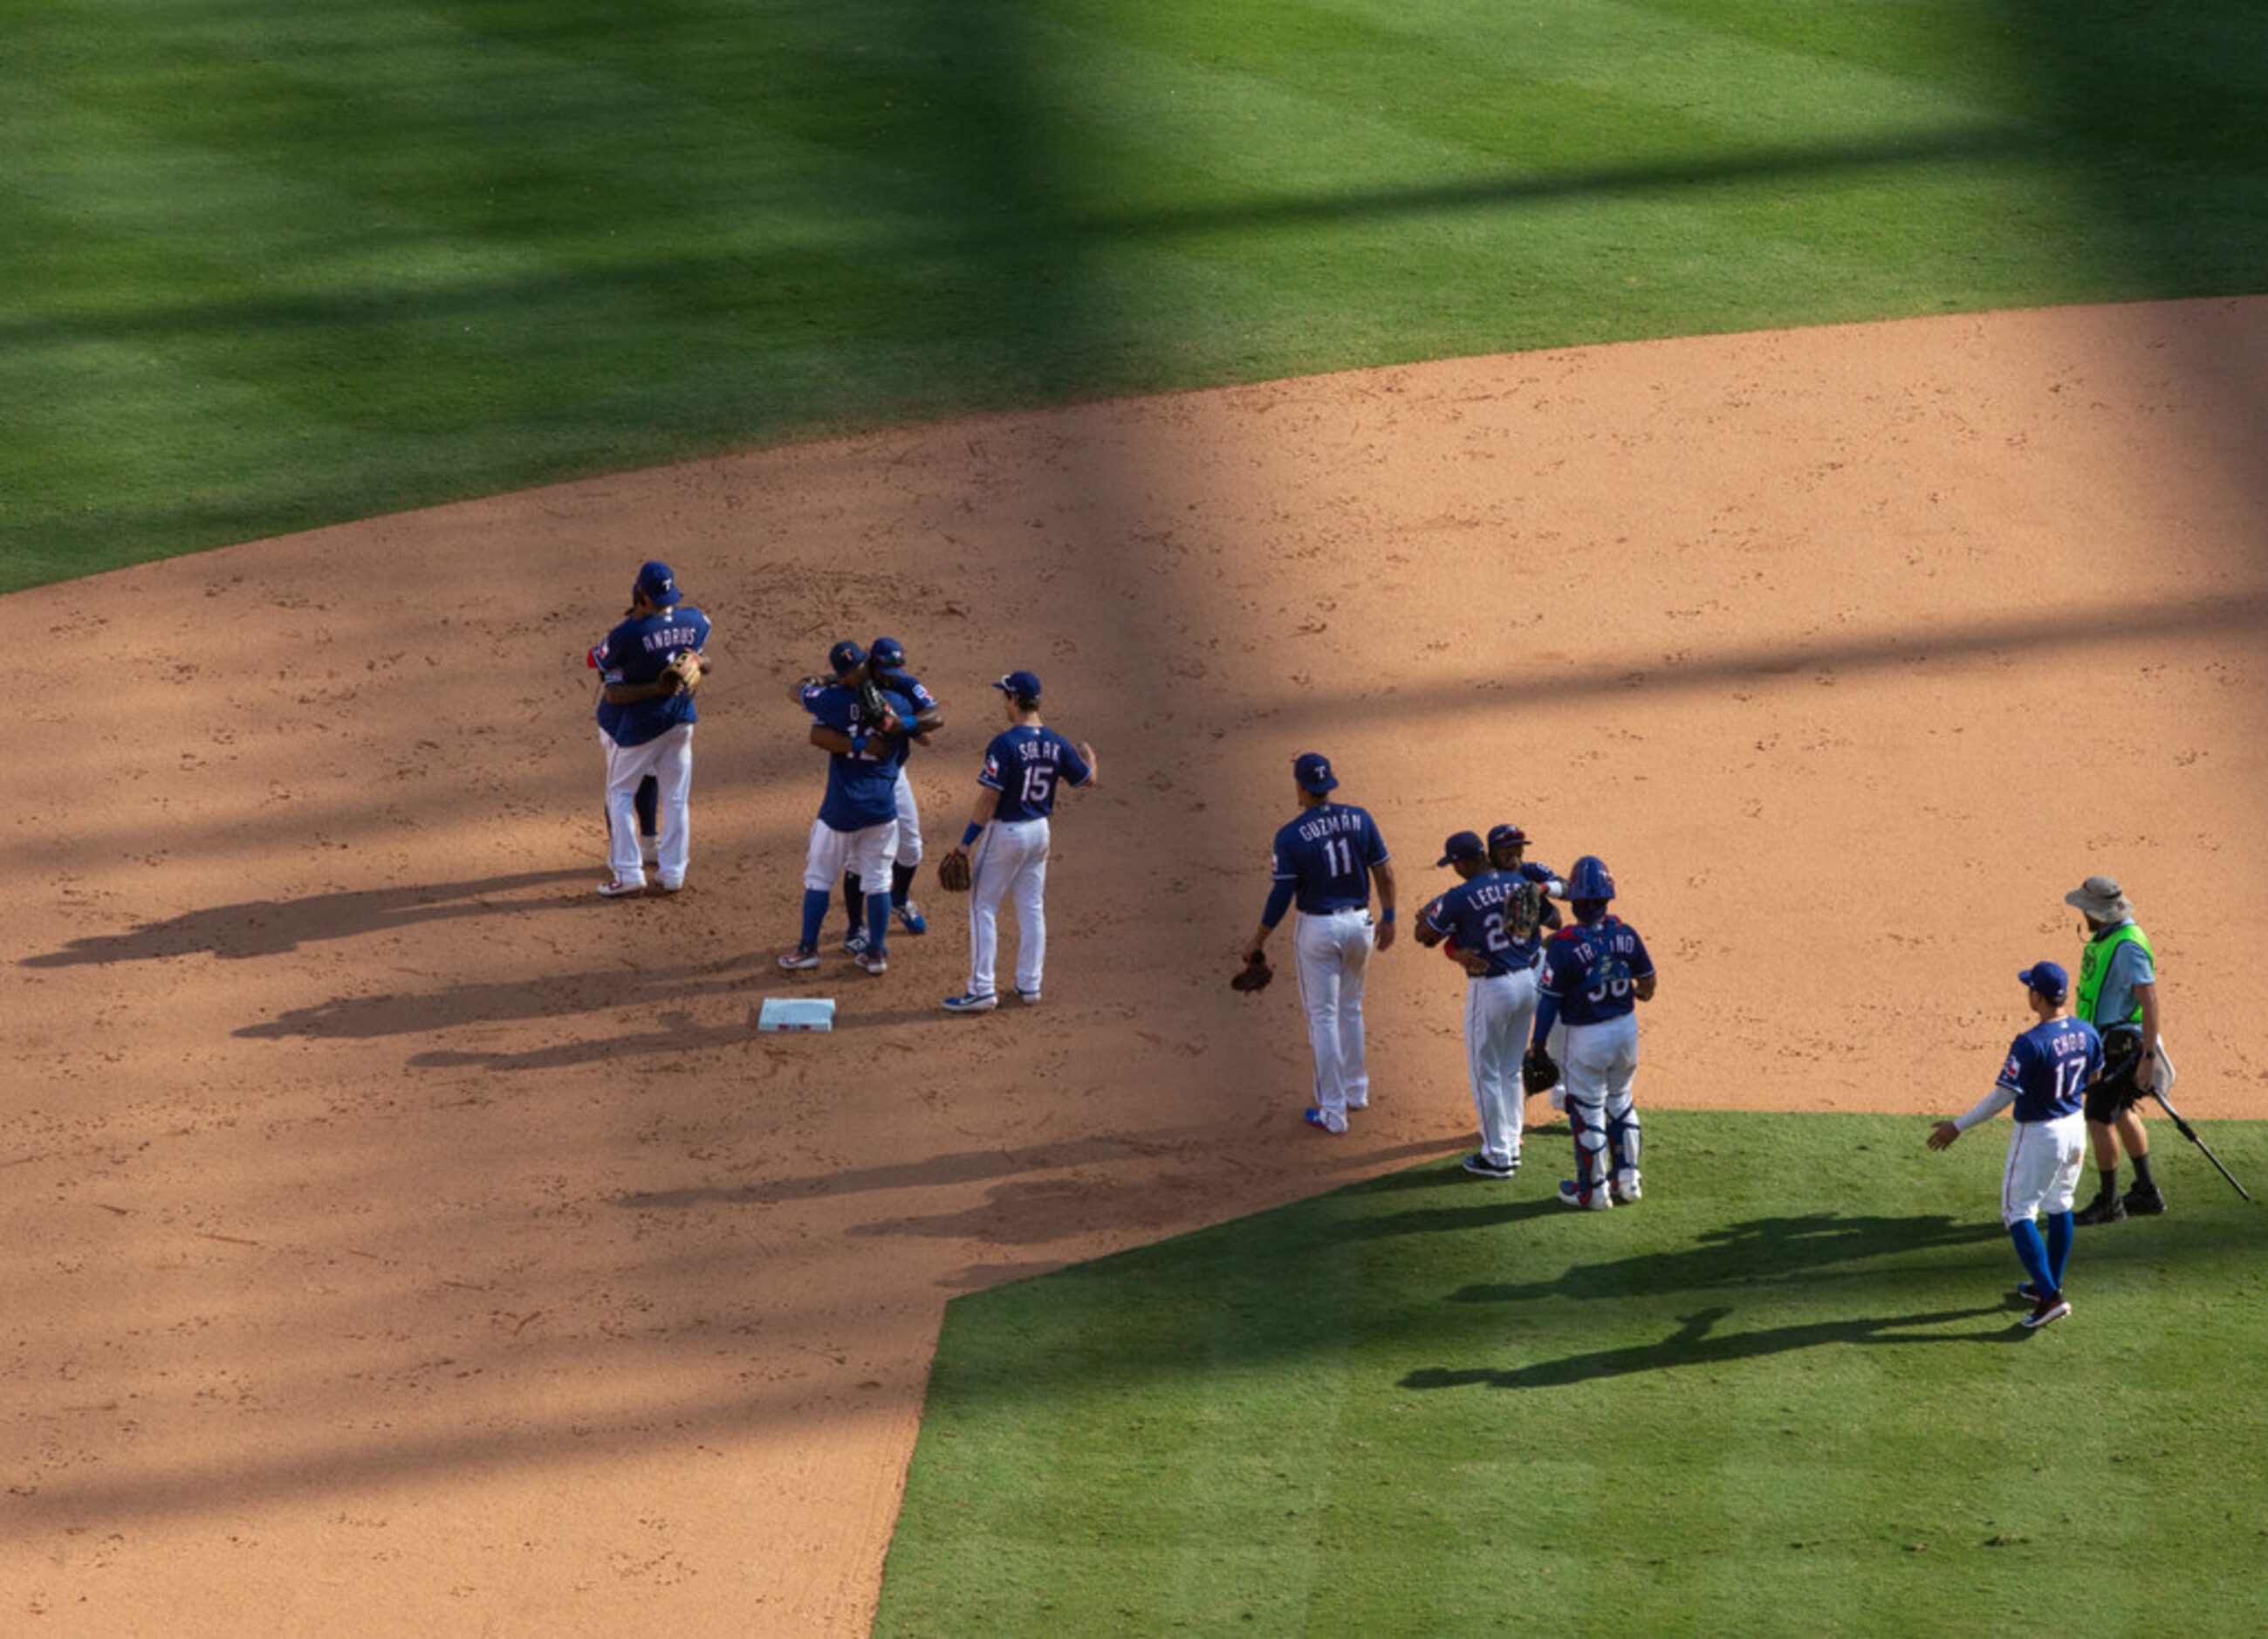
<box><xmin>941</xmin><ymin>991</ymin><xmax>997</xmax><ymax>1013</ymax></box>
<box><xmin>1303</xmin><ymin>1107</ymin><xmax>1348</xmax><ymax>1135</ymax></box>
<box><xmin>2012</xmin><ymin>1281</ymin><xmax>2047</xmax><ymax>1305</ymax></box>
<box><xmin>1016</xmin><ymin>988</ymin><xmax>1041</xmax><ymax>1005</ymax></box>
<box><xmin>1558</xmin><ymin>1180</ymin><xmax>1614</xmax><ymax>1210</ymax></box>
<box><xmin>654</xmin><ymin>880</ymin><xmax>684</xmax><ymax>895</ymax></box>
<box><xmin>1345</xmin><ymin>1095</ymin><xmax>1369</xmax><ymax>1111</ymax></box>
<box><xmin>597</xmin><ymin>878</ymin><xmax>647</xmax><ymax>898</ymax></box>
<box><xmin>853</xmin><ymin>950</ymin><xmax>888</xmax><ymax>976</ymax></box>
<box><xmin>2122</xmin><ymin>1184</ymin><xmax>2167</xmax><ymax>1217</ymax></box>
<box><xmin>1612</xmin><ymin>1176</ymin><xmax>1643</xmax><ymax>1204</ymax></box>
<box><xmin>2020</xmin><ymin>1293</ymin><xmax>2073</xmax><ymax>1331</ymax></box>
<box><xmin>1461</xmin><ymin>1153</ymin><xmax>1517</xmax><ymax>1179</ymax></box>
<box><xmin>845</xmin><ymin>929</ymin><xmax>872</xmax><ymax>957</ymax></box>
<box><xmin>895</xmin><ymin>902</ymin><xmax>929</xmax><ymax>936</ymax></box>
<box><xmin>777</xmin><ymin>947</ymin><xmax>821</xmax><ymax>971</ymax></box>
<box><xmin>2073</xmin><ymin>1192</ymin><xmax>2127</xmax><ymax>1226</ymax></box>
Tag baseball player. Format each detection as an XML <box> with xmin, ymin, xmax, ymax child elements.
<box><xmin>938</xmin><ymin>670</ymin><xmax>1098</xmax><ymax>1012</ymax></box>
<box><xmin>841</xmin><ymin>636</ymin><xmax>943</xmax><ymax>950</ymax></box>
<box><xmin>778</xmin><ymin>641</ymin><xmax>914</xmax><ymax>976</ymax></box>
<box><xmin>1241</xmin><ymin>752</ymin><xmax>1396</xmax><ymax>1135</ymax></box>
<box><xmin>2066</xmin><ymin>875</ymin><xmax>2168</xmax><ymax>1224</ymax></box>
<box><xmin>1929</xmin><ymin>962</ymin><xmax>2102</xmax><ymax>1331</ymax></box>
<box><xmin>1415</xmin><ymin>831</ymin><xmax>1552</xmax><ymax>1178</ymax></box>
<box><xmin>1526</xmin><ymin>855</ymin><xmax>1655</xmax><ymax>1209</ymax></box>
<box><xmin>1490</xmin><ymin>822</ymin><xmax>1568</xmax><ymax>1109</ymax></box>
<box><xmin>588</xmin><ymin>560</ymin><xmax>711</xmax><ymax>897</ymax></box>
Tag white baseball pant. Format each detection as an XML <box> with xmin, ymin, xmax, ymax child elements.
<box><xmin>967</xmin><ymin>817</ymin><xmax>1049</xmax><ymax>998</ymax></box>
<box><xmin>893</xmin><ymin>766</ymin><xmax>923</xmax><ymax>869</ymax></box>
<box><xmin>2002</xmin><ymin>1113</ymin><xmax>2086</xmax><ymax>1225</ymax></box>
<box><xmin>1564</xmin><ymin>1012</ymin><xmax>1641</xmax><ymax>1195</ymax></box>
<box><xmin>802</xmin><ymin>815</ymin><xmax>899</xmax><ymax>895</ymax></box>
<box><xmin>602</xmin><ymin>723</ymin><xmax>693</xmax><ymax>888</ymax></box>
<box><xmin>1466</xmin><ymin>967</ymin><xmax>1538</xmax><ymax>1169</ymax></box>
<box><xmin>1294</xmin><ymin>908</ymin><xmax>1374</xmax><ymax>1132</ymax></box>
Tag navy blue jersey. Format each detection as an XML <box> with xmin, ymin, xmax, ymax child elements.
<box><xmin>804</xmin><ymin>681</ymin><xmax>913</xmax><ymax>829</ymax></box>
<box><xmin>1538</xmin><ymin>916</ymin><xmax>1655</xmax><ymax>1026</ymax></box>
<box><xmin>1997</xmin><ymin>1017</ymin><xmax>2103</xmax><ymax>1122</ymax></box>
<box><xmin>1271</xmin><ymin>803</ymin><xmax>1389</xmax><ymax>916</ymax></box>
<box><xmin>1516</xmin><ymin>860</ymin><xmax>1563</xmax><ymax>893</ymax></box>
<box><xmin>593</xmin><ymin>606</ymin><xmax>711</xmax><ymax>747</ymax></box>
<box><xmin>874</xmin><ymin>669</ymin><xmax>940</xmax><ymax>730</ymax></box>
<box><xmin>1422</xmin><ymin>872</ymin><xmax>1549</xmax><ymax>977</ymax></box>
<box><xmin>979</xmin><ymin>726</ymin><xmax>1091</xmax><ymax>821</ymax></box>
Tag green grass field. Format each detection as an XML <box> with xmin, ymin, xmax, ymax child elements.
<box><xmin>5</xmin><ymin>1</ymin><xmax>2265</xmax><ymax>590</ymax></box>
<box><xmin>877</xmin><ymin>1112</ymin><xmax>2268</xmax><ymax>1636</ymax></box>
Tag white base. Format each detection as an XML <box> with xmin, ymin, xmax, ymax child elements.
<box><xmin>758</xmin><ymin>997</ymin><xmax>837</xmax><ymax>1032</ymax></box>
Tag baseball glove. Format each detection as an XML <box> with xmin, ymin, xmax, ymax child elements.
<box><xmin>856</xmin><ymin>672</ymin><xmax>896</xmax><ymax>732</ymax></box>
<box><xmin>936</xmin><ymin>849</ymin><xmax>972</xmax><ymax>894</ymax></box>
<box><xmin>661</xmin><ymin>649</ymin><xmax>705</xmax><ymax>694</ymax></box>
<box><xmin>1521</xmin><ymin>1044</ymin><xmax>1560</xmax><ymax>1094</ymax></box>
<box><xmin>1230</xmin><ymin>951</ymin><xmax>1273</xmax><ymax>993</ymax></box>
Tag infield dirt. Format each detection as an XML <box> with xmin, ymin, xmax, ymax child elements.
<box><xmin>5</xmin><ymin>298</ymin><xmax>2264</xmax><ymax>1633</ymax></box>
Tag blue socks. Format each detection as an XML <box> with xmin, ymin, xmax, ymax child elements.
<box><xmin>2045</xmin><ymin>1210</ymin><xmax>2073</xmax><ymax>1290</ymax></box>
<box><xmin>865</xmin><ymin>891</ymin><xmax>891</xmax><ymax>957</ymax></box>
<box><xmin>2010</xmin><ymin>1219</ymin><xmax>2056</xmax><ymax>1296</ymax></box>
<box><xmin>798</xmin><ymin>887</ymin><xmax>831</xmax><ymax>951</ymax></box>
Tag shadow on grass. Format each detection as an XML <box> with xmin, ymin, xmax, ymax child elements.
<box><xmin>1445</xmin><ymin>1211</ymin><xmax>2003</xmax><ymax>1304</ymax></box>
<box><xmin>1402</xmin><ymin>1300</ymin><xmax>2020</xmax><ymax>1391</ymax></box>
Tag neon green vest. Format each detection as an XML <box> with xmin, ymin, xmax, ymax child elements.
<box><xmin>2075</xmin><ymin>922</ymin><xmax>2152</xmax><ymax>1028</ymax></box>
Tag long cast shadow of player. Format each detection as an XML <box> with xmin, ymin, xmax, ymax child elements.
<box><xmin>20</xmin><ymin>869</ymin><xmax>594</xmax><ymax>965</ymax></box>
<box><xmin>1441</xmin><ymin>1211</ymin><xmax>2003</xmax><ymax>1305</ymax></box>
<box><xmin>1403</xmin><ymin>1300</ymin><xmax>2021</xmax><ymax>1392</ymax></box>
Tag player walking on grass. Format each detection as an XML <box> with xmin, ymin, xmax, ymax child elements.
<box><xmin>1929</xmin><ymin>962</ymin><xmax>2101</xmax><ymax>1331</ymax></box>
<box><xmin>1241</xmin><ymin>753</ymin><xmax>1396</xmax><ymax>1135</ymax></box>
<box><xmin>1527</xmin><ymin>856</ymin><xmax>1654</xmax><ymax>1209</ymax></box>
<box><xmin>1415</xmin><ymin>831</ymin><xmax>1550</xmax><ymax>1179</ymax></box>
<box><xmin>938</xmin><ymin>671</ymin><xmax>1097</xmax><ymax>1013</ymax></box>
<box><xmin>2066</xmin><ymin>875</ymin><xmax>2168</xmax><ymax>1224</ymax></box>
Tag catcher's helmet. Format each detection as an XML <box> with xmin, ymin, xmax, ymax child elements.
<box><xmin>1565</xmin><ymin>854</ymin><xmax>1615</xmax><ymax>902</ymax></box>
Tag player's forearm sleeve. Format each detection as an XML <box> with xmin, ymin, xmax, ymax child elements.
<box><xmin>1531</xmin><ymin>993</ymin><xmax>1560</xmax><ymax>1045</ymax></box>
<box><xmin>1953</xmin><ymin>1086</ymin><xmax>2017</xmax><ymax>1133</ymax></box>
<box><xmin>1259</xmin><ymin>880</ymin><xmax>1296</xmax><ymax>929</ymax></box>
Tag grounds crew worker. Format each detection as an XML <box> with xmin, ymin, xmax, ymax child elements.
<box><xmin>2067</xmin><ymin>875</ymin><xmax>2165</xmax><ymax>1224</ymax></box>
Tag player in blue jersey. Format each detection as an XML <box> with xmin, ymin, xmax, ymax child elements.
<box><xmin>938</xmin><ymin>671</ymin><xmax>1098</xmax><ymax>1012</ymax></box>
<box><xmin>1242</xmin><ymin>752</ymin><xmax>1397</xmax><ymax>1135</ymax></box>
<box><xmin>1489</xmin><ymin>822</ymin><xmax>1567</xmax><ymax>1111</ymax></box>
<box><xmin>1415</xmin><ymin>832</ymin><xmax>1552</xmax><ymax>1177</ymax></box>
<box><xmin>1929</xmin><ymin>962</ymin><xmax>2103</xmax><ymax>1331</ymax></box>
<box><xmin>840</xmin><ymin>636</ymin><xmax>945</xmax><ymax>950</ymax></box>
<box><xmin>588</xmin><ymin>560</ymin><xmax>712</xmax><ymax>897</ymax></box>
<box><xmin>778</xmin><ymin>641</ymin><xmax>915</xmax><ymax>976</ymax></box>
<box><xmin>1529</xmin><ymin>856</ymin><xmax>1655</xmax><ymax>1209</ymax></box>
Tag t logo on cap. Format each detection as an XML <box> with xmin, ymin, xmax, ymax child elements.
<box><xmin>635</xmin><ymin>560</ymin><xmax>679</xmax><ymax>607</ymax></box>
<box><xmin>1436</xmin><ymin>831</ymin><xmax>1485</xmax><ymax>867</ymax></box>
<box><xmin>991</xmin><ymin>669</ymin><xmax>1043</xmax><ymax>703</ymax></box>
<box><xmin>829</xmin><ymin>640</ymin><xmax>867</xmax><ymax>676</ymax></box>
<box><xmin>1293</xmin><ymin>752</ymin><xmax>1339</xmax><ymax>794</ymax></box>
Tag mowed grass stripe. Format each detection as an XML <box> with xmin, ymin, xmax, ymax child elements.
<box><xmin>879</xmin><ymin>1111</ymin><xmax>2268</xmax><ymax>1634</ymax></box>
<box><xmin>7</xmin><ymin>0</ymin><xmax>2267</xmax><ymax>587</ymax></box>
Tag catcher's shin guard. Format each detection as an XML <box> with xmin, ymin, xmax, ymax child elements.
<box><xmin>1606</xmin><ymin>1091</ymin><xmax>1641</xmax><ymax>1184</ymax></box>
<box><xmin>1568</xmin><ymin>1096</ymin><xmax>1610</xmax><ymax>1197</ymax></box>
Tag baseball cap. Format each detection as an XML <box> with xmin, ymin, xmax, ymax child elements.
<box><xmin>828</xmin><ymin>640</ymin><xmax>867</xmax><ymax>676</ymax></box>
<box><xmin>1292</xmin><ymin>752</ymin><xmax>1339</xmax><ymax>794</ymax></box>
<box><xmin>870</xmin><ymin>636</ymin><xmax>907</xmax><ymax>669</ymax></box>
<box><xmin>1436</xmin><ymin>831</ymin><xmax>1486</xmax><ymax>867</ymax></box>
<box><xmin>1487</xmin><ymin>823</ymin><xmax>1529</xmax><ymax>850</ymax></box>
<box><xmin>634</xmin><ymin>560</ymin><xmax>681</xmax><ymax>606</ymax></box>
<box><xmin>992</xmin><ymin>669</ymin><xmax>1043</xmax><ymax>701</ymax></box>
<box><xmin>2018</xmin><ymin>961</ymin><xmax>2069</xmax><ymax>1002</ymax></box>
